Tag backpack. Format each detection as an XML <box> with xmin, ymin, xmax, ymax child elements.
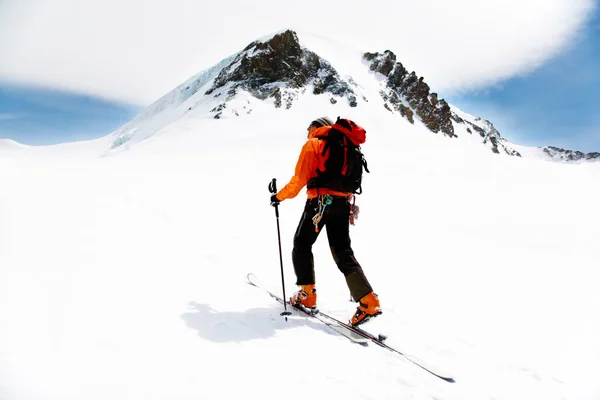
<box><xmin>307</xmin><ymin>118</ymin><xmax>370</xmax><ymax>194</ymax></box>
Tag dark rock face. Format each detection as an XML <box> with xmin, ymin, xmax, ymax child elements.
<box><xmin>365</xmin><ymin>50</ymin><xmax>396</xmax><ymax>77</ymax></box>
<box><xmin>380</xmin><ymin>90</ymin><xmax>414</xmax><ymax>123</ymax></box>
<box><xmin>451</xmin><ymin>112</ymin><xmax>521</xmax><ymax>157</ymax></box>
<box><xmin>364</xmin><ymin>51</ymin><xmax>455</xmax><ymax>138</ymax></box>
<box><xmin>205</xmin><ymin>30</ymin><xmax>357</xmax><ymax>117</ymax></box>
<box><xmin>542</xmin><ymin>146</ymin><xmax>600</xmax><ymax>162</ymax></box>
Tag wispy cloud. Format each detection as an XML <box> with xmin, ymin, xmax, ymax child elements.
<box><xmin>0</xmin><ymin>0</ymin><xmax>595</xmax><ymax>105</ymax></box>
<box><xmin>0</xmin><ymin>113</ymin><xmax>24</xmax><ymax>121</ymax></box>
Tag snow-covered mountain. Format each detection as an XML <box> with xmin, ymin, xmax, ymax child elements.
<box><xmin>104</xmin><ymin>29</ymin><xmax>597</xmax><ymax>162</ymax></box>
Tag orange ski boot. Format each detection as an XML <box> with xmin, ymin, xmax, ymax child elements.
<box><xmin>350</xmin><ymin>292</ymin><xmax>382</xmax><ymax>326</ymax></box>
<box><xmin>290</xmin><ymin>284</ymin><xmax>317</xmax><ymax>313</ymax></box>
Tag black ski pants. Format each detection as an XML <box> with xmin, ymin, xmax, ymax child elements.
<box><xmin>292</xmin><ymin>195</ymin><xmax>373</xmax><ymax>302</ymax></box>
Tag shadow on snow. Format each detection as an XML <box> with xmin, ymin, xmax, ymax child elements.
<box><xmin>181</xmin><ymin>301</ymin><xmax>337</xmax><ymax>343</ymax></box>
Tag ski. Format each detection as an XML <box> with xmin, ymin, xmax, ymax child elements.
<box><xmin>246</xmin><ymin>273</ymin><xmax>369</xmax><ymax>344</ymax></box>
<box><xmin>246</xmin><ymin>273</ymin><xmax>455</xmax><ymax>383</ymax></box>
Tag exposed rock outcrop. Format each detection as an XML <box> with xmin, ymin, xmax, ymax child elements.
<box><xmin>451</xmin><ymin>112</ymin><xmax>521</xmax><ymax>157</ymax></box>
<box><xmin>364</xmin><ymin>51</ymin><xmax>455</xmax><ymax>138</ymax></box>
<box><xmin>542</xmin><ymin>146</ymin><xmax>600</xmax><ymax>162</ymax></box>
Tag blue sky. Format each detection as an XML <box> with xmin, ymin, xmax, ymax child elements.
<box><xmin>0</xmin><ymin>86</ymin><xmax>138</xmax><ymax>146</ymax></box>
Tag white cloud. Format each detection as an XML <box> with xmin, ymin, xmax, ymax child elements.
<box><xmin>0</xmin><ymin>0</ymin><xmax>595</xmax><ymax>106</ymax></box>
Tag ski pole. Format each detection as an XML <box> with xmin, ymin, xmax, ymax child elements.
<box><xmin>269</xmin><ymin>178</ymin><xmax>292</xmax><ymax>320</ymax></box>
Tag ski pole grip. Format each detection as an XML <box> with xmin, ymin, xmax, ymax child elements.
<box><xmin>269</xmin><ymin>178</ymin><xmax>278</xmax><ymax>194</ymax></box>
<box><xmin>269</xmin><ymin>178</ymin><xmax>280</xmax><ymax>217</ymax></box>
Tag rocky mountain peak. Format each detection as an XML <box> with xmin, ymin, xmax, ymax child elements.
<box><xmin>204</xmin><ymin>30</ymin><xmax>358</xmax><ymax>116</ymax></box>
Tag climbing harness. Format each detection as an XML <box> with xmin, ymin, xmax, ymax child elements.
<box><xmin>349</xmin><ymin>195</ymin><xmax>360</xmax><ymax>226</ymax></box>
<box><xmin>312</xmin><ymin>194</ymin><xmax>333</xmax><ymax>232</ymax></box>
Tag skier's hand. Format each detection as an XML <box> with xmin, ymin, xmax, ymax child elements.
<box><xmin>270</xmin><ymin>194</ymin><xmax>280</xmax><ymax>207</ymax></box>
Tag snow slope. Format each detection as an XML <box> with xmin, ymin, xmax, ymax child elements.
<box><xmin>1</xmin><ymin>31</ymin><xmax>599</xmax><ymax>400</ymax></box>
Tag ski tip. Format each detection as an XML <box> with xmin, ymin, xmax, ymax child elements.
<box><xmin>246</xmin><ymin>273</ymin><xmax>258</xmax><ymax>286</ymax></box>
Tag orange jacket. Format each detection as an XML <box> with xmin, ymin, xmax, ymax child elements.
<box><xmin>276</xmin><ymin>126</ymin><xmax>351</xmax><ymax>201</ymax></box>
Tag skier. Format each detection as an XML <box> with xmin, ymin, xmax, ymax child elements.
<box><xmin>270</xmin><ymin>116</ymin><xmax>382</xmax><ymax>326</ymax></box>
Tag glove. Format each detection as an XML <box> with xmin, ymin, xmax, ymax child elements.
<box><xmin>270</xmin><ymin>194</ymin><xmax>281</xmax><ymax>207</ymax></box>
